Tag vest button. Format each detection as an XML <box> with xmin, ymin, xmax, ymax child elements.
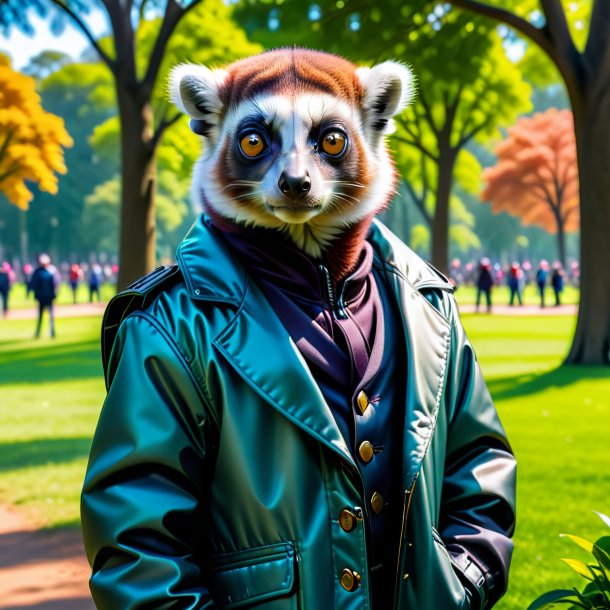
<box><xmin>371</xmin><ymin>491</ymin><xmax>384</xmax><ymax>514</ymax></box>
<box><xmin>339</xmin><ymin>508</ymin><xmax>358</xmax><ymax>532</ymax></box>
<box><xmin>358</xmin><ymin>440</ymin><xmax>374</xmax><ymax>463</ymax></box>
<box><xmin>340</xmin><ymin>568</ymin><xmax>361</xmax><ymax>591</ymax></box>
<box><xmin>356</xmin><ymin>390</ymin><xmax>369</xmax><ymax>415</ymax></box>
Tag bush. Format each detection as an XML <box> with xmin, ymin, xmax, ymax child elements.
<box><xmin>528</xmin><ymin>512</ymin><xmax>610</xmax><ymax>610</ymax></box>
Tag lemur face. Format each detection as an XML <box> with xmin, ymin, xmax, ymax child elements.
<box><xmin>170</xmin><ymin>49</ymin><xmax>414</xmax><ymax>256</ymax></box>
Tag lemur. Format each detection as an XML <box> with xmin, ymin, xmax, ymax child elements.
<box><xmin>170</xmin><ymin>48</ymin><xmax>414</xmax><ymax>282</ymax></box>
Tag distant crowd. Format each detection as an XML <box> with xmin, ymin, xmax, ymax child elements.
<box><xmin>0</xmin><ymin>254</ymin><xmax>119</xmax><ymax>336</ymax></box>
<box><xmin>449</xmin><ymin>258</ymin><xmax>579</xmax><ymax>313</ymax></box>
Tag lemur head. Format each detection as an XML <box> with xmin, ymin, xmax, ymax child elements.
<box><xmin>170</xmin><ymin>48</ymin><xmax>414</xmax><ymax>258</ymax></box>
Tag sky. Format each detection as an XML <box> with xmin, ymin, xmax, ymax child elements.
<box><xmin>0</xmin><ymin>8</ymin><xmax>108</xmax><ymax>70</ymax></box>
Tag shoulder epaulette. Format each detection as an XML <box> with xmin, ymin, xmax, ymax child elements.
<box><xmin>101</xmin><ymin>264</ymin><xmax>181</xmax><ymax>385</ymax></box>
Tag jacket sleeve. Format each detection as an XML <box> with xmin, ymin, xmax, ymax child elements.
<box><xmin>81</xmin><ymin>312</ymin><xmax>219</xmax><ymax>609</ymax></box>
<box><xmin>439</xmin><ymin>295</ymin><xmax>517</xmax><ymax>610</ymax></box>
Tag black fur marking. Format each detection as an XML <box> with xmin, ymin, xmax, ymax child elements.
<box><xmin>372</xmin><ymin>119</ymin><xmax>388</xmax><ymax>131</ymax></box>
<box><xmin>190</xmin><ymin>119</ymin><xmax>213</xmax><ymax>136</ymax></box>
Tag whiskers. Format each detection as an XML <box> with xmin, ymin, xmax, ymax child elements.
<box><xmin>220</xmin><ymin>180</ymin><xmax>262</xmax><ymax>193</ymax></box>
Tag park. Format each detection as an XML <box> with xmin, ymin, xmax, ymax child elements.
<box><xmin>1</xmin><ymin>1</ymin><xmax>610</xmax><ymax>610</ymax></box>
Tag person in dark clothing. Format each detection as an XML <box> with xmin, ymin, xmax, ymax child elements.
<box><xmin>536</xmin><ymin>260</ymin><xmax>549</xmax><ymax>307</ymax></box>
<box><xmin>475</xmin><ymin>257</ymin><xmax>494</xmax><ymax>313</ymax></box>
<box><xmin>551</xmin><ymin>264</ymin><xmax>565</xmax><ymax>306</ymax></box>
<box><xmin>508</xmin><ymin>262</ymin><xmax>524</xmax><ymax>306</ymax></box>
<box><xmin>30</xmin><ymin>254</ymin><xmax>58</xmax><ymax>338</ymax></box>
<box><xmin>88</xmin><ymin>264</ymin><xmax>102</xmax><ymax>303</ymax></box>
<box><xmin>0</xmin><ymin>262</ymin><xmax>13</xmax><ymax>317</ymax></box>
<box><xmin>69</xmin><ymin>263</ymin><xmax>83</xmax><ymax>304</ymax></box>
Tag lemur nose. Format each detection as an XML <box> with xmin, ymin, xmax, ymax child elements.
<box><xmin>278</xmin><ymin>171</ymin><xmax>311</xmax><ymax>200</ymax></box>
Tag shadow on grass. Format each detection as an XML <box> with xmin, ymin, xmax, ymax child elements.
<box><xmin>0</xmin><ymin>340</ymin><xmax>101</xmax><ymax>384</ymax></box>
<box><xmin>0</xmin><ymin>438</ymin><xmax>92</xmax><ymax>473</ymax></box>
<box><xmin>487</xmin><ymin>365</ymin><xmax>610</xmax><ymax>401</ymax></box>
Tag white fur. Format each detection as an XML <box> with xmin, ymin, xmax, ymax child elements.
<box><xmin>355</xmin><ymin>61</ymin><xmax>415</xmax><ymax>136</ymax></box>
<box><xmin>169</xmin><ymin>64</ymin><xmax>228</xmax><ymax>135</ymax></box>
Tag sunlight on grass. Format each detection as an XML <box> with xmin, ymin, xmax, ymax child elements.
<box><xmin>0</xmin><ymin>310</ymin><xmax>608</xmax><ymax>610</ymax></box>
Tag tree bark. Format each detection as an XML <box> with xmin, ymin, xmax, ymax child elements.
<box><xmin>116</xmin><ymin>87</ymin><xmax>157</xmax><ymax>290</ymax></box>
<box><xmin>432</xmin><ymin>144</ymin><xmax>457</xmax><ymax>275</ymax></box>
<box><xmin>565</xmin><ymin>87</ymin><xmax>610</xmax><ymax>364</ymax></box>
<box><xmin>556</xmin><ymin>217</ymin><xmax>566</xmax><ymax>269</ymax></box>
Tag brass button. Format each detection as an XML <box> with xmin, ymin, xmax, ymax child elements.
<box><xmin>356</xmin><ymin>390</ymin><xmax>369</xmax><ymax>415</ymax></box>
<box><xmin>371</xmin><ymin>491</ymin><xmax>384</xmax><ymax>514</ymax></box>
<box><xmin>358</xmin><ymin>440</ymin><xmax>374</xmax><ymax>464</ymax></box>
<box><xmin>340</xmin><ymin>568</ymin><xmax>361</xmax><ymax>591</ymax></box>
<box><xmin>339</xmin><ymin>508</ymin><xmax>358</xmax><ymax>532</ymax></box>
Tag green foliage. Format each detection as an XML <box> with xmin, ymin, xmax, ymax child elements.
<box><xmin>528</xmin><ymin>513</ymin><xmax>610</xmax><ymax>610</ymax></box>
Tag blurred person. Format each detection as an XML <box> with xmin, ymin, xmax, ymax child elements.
<box><xmin>0</xmin><ymin>262</ymin><xmax>14</xmax><ymax>317</ymax></box>
<box><xmin>508</xmin><ymin>262</ymin><xmax>524</xmax><ymax>306</ymax></box>
<box><xmin>475</xmin><ymin>257</ymin><xmax>493</xmax><ymax>313</ymax></box>
<box><xmin>494</xmin><ymin>263</ymin><xmax>504</xmax><ymax>285</ymax></box>
<box><xmin>23</xmin><ymin>262</ymin><xmax>33</xmax><ymax>297</ymax></box>
<box><xmin>30</xmin><ymin>253</ymin><xmax>58</xmax><ymax>338</ymax></box>
<box><xmin>88</xmin><ymin>263</ymin><xmax>103</xmax><ymax>303</ymax></box>
<box><xmin>536</xmin><ymin>260</ymin><xmax>549</xmax><ymax>308</ymax></box>
<box><xmin>69</xmin><ymin>263</ymin><xmax>84</xmax><ymax>304</ymax></box>
<box><xmin>551</xmin><ymin>263</ymin><xmax>565</xmax><ymax>306</ymax></box>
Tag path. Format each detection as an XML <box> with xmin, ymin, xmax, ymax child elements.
<box><xmin>0</xmin><ymin>505</ymin><xmax>94</xmax><ymax>610</ymax></box>
<box><xmin>458</xmin><ymin>303</ymin><xmax>577</xmax><ymax>315</ymax></box>
<box><xmin>4</xmin><ymin>303</ymin><xmax>106</xmax><ymax>321</ymax></box>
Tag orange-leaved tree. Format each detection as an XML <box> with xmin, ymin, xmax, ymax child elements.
<box><xmin>482</xmin><ymin>109</ymin><xmax>578</xmax><ymax>266</ymax></box>
<box><xmin>0</xmin><ymin>55</ymin><xmax>73</xmax><ymax>209</ymax></box>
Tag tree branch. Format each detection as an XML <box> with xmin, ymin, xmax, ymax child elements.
<box><xmin>152</xmin><ymin>111</ymin><xmax>182</xmax><ymax>149</ymax></box>
<box><xmin>0</xmin><ymin>130</ymin><xmax>15</xmax><ymax>166</ymax></box>
<box><xmin>49</xmin><ymin>0</ymin><xmax>116</xmax><ymax>72</ymax></box>
<box><xmin>457</xmin><ymin>116</ymin><xmax>492</xmax><ymax>149</ymax></box>
<box><xmin>143</xmin><ymin>0</ymin><xmax>204</xmax><ymax>91</ymax></box>
<box><xmin>417</xmin><ymin>88</ymin><xmax>440</xmax><ymax>138</ymax></box>
<box><xmin>393</xmin><ymin>135</ymin><xmax>439</xmax><ymax>163</ymax></box>
<box><xmin>448</xmin><ymin>0</ymin><xmax>579</xmax><ymax>90</ymax></box>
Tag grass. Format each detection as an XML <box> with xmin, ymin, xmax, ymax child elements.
<box><xmin>455</xmin><ymin>283</ymin><xmax>579</xmax><ymax>306</ymax></box>
<box><xmin>0</xmin><ymin>308</ymin><xmax>609</xmax><ymax>610</ymax></box>
<box><xmin>4</xmin><ymin>282</ymin><xmax>116</xmax><ymax>310</ymax></box>
<box><xmin>0</xmin><ymin>316</ymin><xmax>104</xmax><ymax>528</ymax></box>
<box><xmin>460</xmin><ymin>314</ymin><xmax>610</xmax><ymax>610</ymax></box>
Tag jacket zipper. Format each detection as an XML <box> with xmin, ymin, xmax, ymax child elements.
<box><xmin>319</xmin><ymin>265</ymin><xmax>348</xmax><ymax>319</ymax></box>
<box><xmin>393</xmin><ymin>473</ymin><xmax>419</xmax><ymax>608</ymax></box>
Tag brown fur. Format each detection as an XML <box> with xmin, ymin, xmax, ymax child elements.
<box><xmin>219</xmin><ymin>48</ymin><xmax>364</xmax><ymax>108</ymax></box>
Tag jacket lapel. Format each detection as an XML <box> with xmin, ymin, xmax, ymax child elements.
<box><xmin>213</xmin><ymin>277</ymin><xmax>355</xmax><ymax>467</ymax></box>
<box><xmin>177</xmin><ymin>215</ymin><xmax>453</xmax><ymax>478</ymax></box>
<box><xmin>370</xmin><ymin>220</ymin><xmax>453</xmax><ymax>487</ymax></box>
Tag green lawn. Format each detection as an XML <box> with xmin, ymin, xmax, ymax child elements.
<box><xmin>455</xmin><ymin>283</ymin><xmax>579</xmax><ymax>306</ymax></box>
<box><xmin>0</xmin><ymin>309</ymin><xmax>609</xmax><ymax>610</ymax></box>
<box><xmin>5</xmin><ymin>282</ymin><xmax>116</xmax><ymax>310</ymax></box>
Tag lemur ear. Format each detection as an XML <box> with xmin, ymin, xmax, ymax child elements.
<box><xmin>355</xmin><ymin>61</ymin><xmax>415</xmax><ymax>136</ymax></box>
<box><xmin>169</xmin><ymin>64</ymin><xmax>228</xmax><ymax>137</ymax></box>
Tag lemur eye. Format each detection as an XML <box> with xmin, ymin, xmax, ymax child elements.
<box><xmin>239</xmin><ymin>132</ymin><xmax>266</xmax><ymax>158</ymax></box>
<box><xmin>321</xmin><ymin>131</ymin><xmax>347</xmax><ymax>157</ymax></box>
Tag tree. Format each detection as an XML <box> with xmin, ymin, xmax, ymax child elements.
<box><xmin>444</xmin><ymin>1</ymin><xmax>610</xmax><ymax>362</ymax></box>
<box><xmin>1</xmin><ymin>0</ymin><xmax>259</xmax><ymax>288</ymax></box>
<box><xmin>481</xmin><ymin>109</ymin><xmax>578</xmax><ymax>266</ymax></box>
<box><xmin>0</xmin><ymin>55</ymin><xmax>73</xmax><ymax>209</ymax></box>
<box><xmin>392</xmin><ymin>19</ymin><xmax>531</xmax><ymax>272</ymax></box>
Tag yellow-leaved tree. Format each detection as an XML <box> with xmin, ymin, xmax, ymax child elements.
<box><xmin>0</xmin><ymin>55</ymin><xmax>73</xmax><ymax>209</ymax></box>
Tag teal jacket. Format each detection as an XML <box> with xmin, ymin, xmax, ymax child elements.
<box><xmin>81</xmin><ymin>217</ymin><xmax>516</xmax><ymax>610</ymax></box>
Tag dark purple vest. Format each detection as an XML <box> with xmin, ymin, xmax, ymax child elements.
<box><xmin>211</xmin><ymin>218</ymin><xmax>407</xmax><ymax>608</ymax></box>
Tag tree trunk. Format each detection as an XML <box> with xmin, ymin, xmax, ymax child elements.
<box><xmin>565</xmin><ymin>88</ymin><xmax>610</xmax><ymax>365</ymax></box>
<box><xmin>556</xmin><ymin>217</ymin><xmax>566</xmax><ymax>268</ymax></box>
<box><xmin>432</xmin><ymin>145</ymin><xmax>457</xmax><ymax>275</ymax></box>
<box><xmin>116</xmin><ymin>88</ymin><xmax>157</xmax><ymax>290</ymax></box>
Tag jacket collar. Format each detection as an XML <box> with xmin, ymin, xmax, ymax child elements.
<box><xmin>176</xmin><ymin>214</ymin><xmax>454</xmax><ymax>481</ymax></box>
<box><xmin>176</xmin><ymin>215</ymin><xmax>454</xmax><ymax>305</ymax></box>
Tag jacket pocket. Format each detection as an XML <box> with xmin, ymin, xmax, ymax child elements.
<box><xmin>209</xmin><ymin>541</ymin><xmax>298</xmax><ymax>609</ymax></box>
<box><xmin>431</xmin><ymin>527</ymin><xmax>471</xmax><ymax>610</ymax></box>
